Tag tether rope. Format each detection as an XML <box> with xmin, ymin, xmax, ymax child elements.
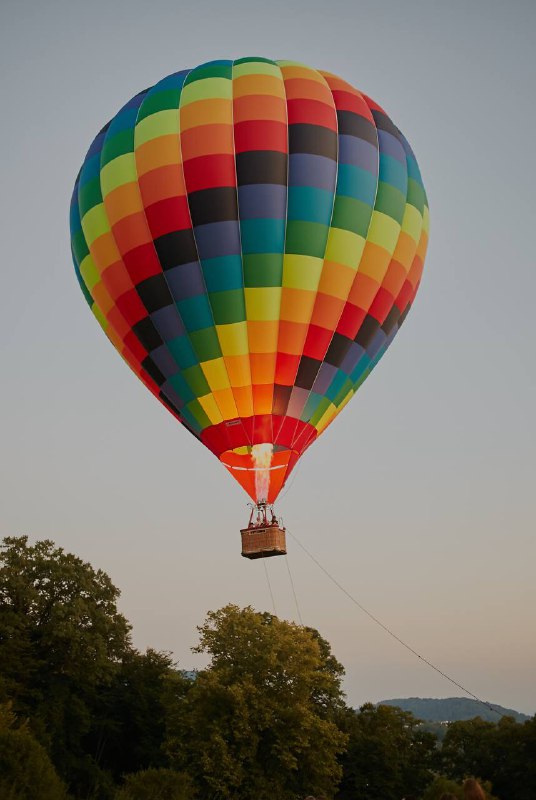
<box><xmin>278</xmin><ymin>458</ymin><xmax>302</xmax><ymax>503</ymax></box>
<box><xmin>285</xmin><ymin>554</ymin><xmax>303</xmax><ymax>625</ymax></box>
<box><xmin>263</xmin><ymin>559</ymin><xmax>276</xmax><ymax>616</ymax></box>
<box><xmin>286</xmin><ymin>528</ymin><xmax>504</xmax><ymax>719</ymax></box>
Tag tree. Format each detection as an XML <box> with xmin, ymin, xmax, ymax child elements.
<box><xmin>422</xmin><ymin>774</ymin><xmax>464</xmax><ymax>799</ymax></box>
<box><xmin>440</xmin><ymin>715</ymin><xmax>536</xmax><ymax>800</ymax></box>
<box><xmin>0</xmin><ymin>535</ymin><xmax>132</xmax><ymax>796</ymax></box>
<box><xmin>115</xmin><ymin>768</ymin><xmax>194</xmax><ymax>800</ymax></box>
<box><xmin>422</xmin><ymin>775</ymin><xmax>499</xmax><ymax>800</ymax></box>
<box><xmin>88</xmin><ymin>649</ymin><xmax>191</xmax><ymax>782</ymax></box>
<box><xmin>421</xmin><ymin>775</ymin><xmax>498</xmax><ymax>800</ymax></box>
<box><xmin>336</xmin><ymin>703</ymin><xmax>437</xmax><ymax>800</ymax></box>
<box><xmin>440</xmin><ymin>717</ymin><xmax>496</xmax><ymax>784</ymax></box>
<box><xmin>0</xmin><ymin>703</ymin><xmax>69</xmax><ymax>799</ymax></box>
<box><xmin>489</xmin><ymin>715</ymin><xmax>536</xmax><ymax>800</ymax></box>
<box><xmin>166</xmin><ymin>605</ymin><xmax>348</xmax><ymax>800</ymax></box>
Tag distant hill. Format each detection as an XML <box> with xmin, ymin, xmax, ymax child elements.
<box><xmin>378</xmin><ymin>697</ymin><xmax>530</xmax><ymax>723</ymax></box>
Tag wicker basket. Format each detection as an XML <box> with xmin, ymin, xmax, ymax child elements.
<box><xmin>240</xmin><ymin>525</ymin><xmax>287</xmax><ymax>559</ymax></box>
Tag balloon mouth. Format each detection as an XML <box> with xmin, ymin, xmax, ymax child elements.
<box><xmin>220</xmin><ymin>445</ymin><xmax>299</xmax><ymax>503</ymax></box>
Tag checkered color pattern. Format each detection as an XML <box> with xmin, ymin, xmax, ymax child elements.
<box><xmin>70</xmin><ymin>58</ymin><xmax>429</xmax><ymax>503</ymax></box>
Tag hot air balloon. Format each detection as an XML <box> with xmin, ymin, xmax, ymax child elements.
<box><xmin>70</xmin><ymin>58</ymin><xmax>428</xmax><ymax>558</ymax></box>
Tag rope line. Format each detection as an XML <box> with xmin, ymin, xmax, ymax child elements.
<box><xmin>263</xmin><ymin>559</ymin><xmax>276</xmax><ymax>616</ymax></box>
<box><xmin>278</xmin><ymin>458</ymin><xmax>302</xmax><ymax>503</ymax></box>
<box><xmin>285</xmin><ymin>554</ymin><xmax>303</xmax><ymax>625</ymax></box>
<box><xmin>286</xmin><ymin>528</ymin><xmax>504</xmax><ymax>719</ymax></box>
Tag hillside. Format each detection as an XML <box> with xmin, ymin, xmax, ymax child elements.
<box><xmin>378</xmin><ymin>697</ymin><xmax>530</xmax><ymax>723</ymax></box>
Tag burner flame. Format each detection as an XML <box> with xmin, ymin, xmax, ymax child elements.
<box><xmin>251</xmin><ymin>443</ymin><xmax>273</xmax><ymax>503</ymax></box>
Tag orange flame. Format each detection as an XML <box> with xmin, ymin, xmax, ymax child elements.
<box><xmin>251</xmin><ymin>443</ymin><xmax>274</xmax><ymax>503</ymax></box>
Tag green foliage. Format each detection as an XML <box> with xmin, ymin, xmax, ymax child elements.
<box><xmin>422</xmin><ymin>775</ymin><xmax>498</xmax><ymax>800</ymax></box>
<box><xmin>422</xmin><ymin>775</ymin><xmax>464</xmax><ymax>799</ymax></box>
<box><xmin>0</xmin><ymin>536</ymin><xmax>131</xmax><ymax>694</ymax></box>
<box><xmin>440</xmin><ymin>715</ymin><xmax>536</xmax><ymax>800</ymax></box>
<box><xmin>0</xmin><ymin>703</ymin><xmax>69</xmax><ymax>799</ymax></box>
<box><xmin>115</xmin><ymin>768</ymin><xmax>195</xmax><ymax>800</ymax></box>
<box><xmin>166</xmin><ymin>604</ymin><xmax>348</xmax><ymax>800</ymax></box>
<box><xmin>336</xmin><ymin>702</ymin><xmax>437</xmax><ymax>800</ymax></box>
<box><xmin>87</xmin><ymin>649</ymin><xmax>190</xmax><ymax>782</ymax></box>
<box><xmin>420</xmin><ymin>720</ymin><xmax>450</xmax><ymax>742</ymax></box>
<box><xmin>3</xmin><ymin>535</ymin><xmax>536</xmax><ymax>800</ymax></box>
<box><xmin>441</xmin><ymin>717</ymin><xmax>497</xmax><ymax>782</ymax></box>
<box><xmin>0</xmin><ymin>535</ymin><xmax>132</xmax><ymax>796</ymax></box>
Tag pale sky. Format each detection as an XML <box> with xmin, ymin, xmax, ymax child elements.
<box><xmin>1</xmin><ymin>0</ymin><xmax>535</xmax><ymax>714</ymax></box>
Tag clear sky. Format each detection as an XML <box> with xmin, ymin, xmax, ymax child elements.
<box><xmin>1</xmin><ymin>0</ymin><xmax>535</xmax><ymax>714</ymax></box>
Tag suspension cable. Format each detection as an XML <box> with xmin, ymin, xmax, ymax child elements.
<box><xmin>278</xmin><ymin>458</ymin><xmax>302</xmax><ymax>503</ymax></box>
<box><xmin>286</xmin><ymin>528</ymin><xmax>505</xmax><ymax>719</ymax></box>
<box><xmin>285</xmin><ymin>554</ymin><xmax>303</xmax><ymax>625</ymax></box>
<box><xmin>263</xmin><ymin>559</ymin><xmax>276</xmax><ymax>616</ymax></box>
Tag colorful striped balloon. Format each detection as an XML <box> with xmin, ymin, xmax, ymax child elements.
<box><xmin>70</xmin><ymin>58</ymin><xmax>429</xmax><ymax>504</ymax></box>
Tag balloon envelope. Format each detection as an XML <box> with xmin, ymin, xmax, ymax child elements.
<box><xmin>70</xmin><ymin>58</ymin><xmax>429</xmax><ymax>503</ymax></box>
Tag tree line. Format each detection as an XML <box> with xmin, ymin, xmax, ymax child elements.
<box><xmin>0</xmin><ymin>536</ymin><xmax>534</xmax><ymax>799</ymax></box>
